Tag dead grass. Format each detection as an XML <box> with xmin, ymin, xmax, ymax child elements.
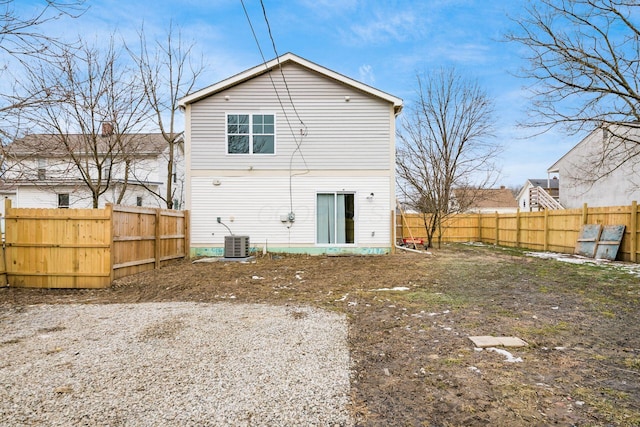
<box><xmin>2</xmin><ymin>243</ymin><xmax>640</xmax><ymax>426</ymax></box>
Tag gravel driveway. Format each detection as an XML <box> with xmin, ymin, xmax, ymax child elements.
<box><xmin>0</xmin><ymin>302</ymin><xmax>352</xmax><ymax>426</ymax></box>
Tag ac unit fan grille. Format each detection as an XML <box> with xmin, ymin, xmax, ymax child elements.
<box><xmin>224</xmin><ymin>235</ymin><xmax>250</xmax><ymax>258</ymax></box>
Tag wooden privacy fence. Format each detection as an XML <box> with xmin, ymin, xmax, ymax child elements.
<box><xmin>400</xmin><ymin>202</ymin><xmax>639</xmax><ymax>263</ymax></box>
<box><xmin>1</xmin><ymin>200</ymin><xmax>189</xmax><ymax>288</ymax></box>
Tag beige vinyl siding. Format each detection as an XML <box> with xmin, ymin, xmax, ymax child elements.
<box><xmin>190</xmin><ymin>62</ymin><xmax>393</xmax><ymax>171</ymax></box>
<box><xmin>190</xmin><ymin>175</ymin><xmax>391</xmax><ymax>248</ymax></box>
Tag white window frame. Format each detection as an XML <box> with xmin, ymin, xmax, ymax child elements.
<box><xmin>226</xmin><ymin>113</ymin><xmax>276</xmax><ymax>155</ymax></box>
<box><xmin>37</xmin><ymin>158</ymin><xmax>47</xmax><ymax>180</ymax></box>
<box><xmin>315</xmin><ymin>191</ymin><xmax>357</xmax><ymax>246</ymax></box>
<box><xmin>57</xmin><ymin>193</ymin><xmax>70</xmax><ymax>209</ymax></box>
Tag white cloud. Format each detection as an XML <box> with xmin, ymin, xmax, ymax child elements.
<box><xmin>296</xmin><ymin>0</ymin><xmax>358</xmax><ymax>19</ymax></box>
<box><xmin>358</xmin><ymin>64</ymin><xmax>375</xmax><ymax>84</ymax></box>
<box><xmin>348</xmin><ymin>11</ymin><xmax>418</xmax><ymax>45</ymax></box>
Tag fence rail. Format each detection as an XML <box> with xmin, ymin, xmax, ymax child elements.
<box><xmin>0</xmin><ymin>200</ymin><xmax>189</xmax><ymax>288</ymax></box>
<box><xmin>400</xmin><ymin>202</ymin><xmax>639</xmax><ymax>262</ymax></box>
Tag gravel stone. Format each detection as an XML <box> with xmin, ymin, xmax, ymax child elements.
<box><xmin>0</xmin><ymin>302</ymin><xmax>352</xmax><ymax>426</ymax></box>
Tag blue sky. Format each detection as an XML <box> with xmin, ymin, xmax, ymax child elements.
<box><xmin>21</xmin><ymin>0</ymin><xmax>580</xmax><ymax>187</ymax></box>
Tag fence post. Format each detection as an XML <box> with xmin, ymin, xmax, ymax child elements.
<box><xmin>544</xmin><ymin>208</ymin><xmax>549</xmax><ymax>251</ymax></box>
<box><xmin>107</xmin><ymin>204</ymin><xmax>115</xmax><ymax>284</ymax></box>
<box><xmin>582</xmin><ymin>203</ymin><xmax>588</xmax><ymax>224</ymax></box>
<box><xmin>631</xmin><ymin>201</ymin><xmax>637</xmax><ymax>263</ymax></box>
<box><xmin>516</xmin><ymin>208</ymin><xmax>521</xmax><ymax>248</ymax></box>
<box><xmin>155</xmin><ymin>208</ymin><xmax>161</xmax><ymax>269</ymax></box>
<box><xmin>495</xmin><ymin>211</ymin><xmax>499</xmax><ymax>245</ymax></box>
<box><xmin>478</xmin><ymin>213</ymin><xmax>482</xmax><ymax>242</ymax></box>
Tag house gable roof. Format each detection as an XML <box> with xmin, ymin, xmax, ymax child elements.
<box><xmin>178</xmin><ymin>52</ymin><xmax>403</xmax><ymax>114</ymax></box>
<box><xmin>453</xmin><ymin>187</ymin><xmax>518</xmax><ymax>209</ymax></box>
<box><xmin>6</xmin><ymin>133</ymin><xmax>170</xmax><ymax>157</ymax></box>
<box><xmin>548</xmin><ymin>123</ymin><xmax>640</xmax><ymax>173</ymax></box>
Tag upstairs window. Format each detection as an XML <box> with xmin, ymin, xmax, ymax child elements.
<box><xmin>37</xmin><ymin>158</ymin><xmax>46</xmax><ymax>180</ymax></box>
<box><xmin>58</xmin><ymin>193</ymin><xmax>69</xmax><ymax>209</ymax></box>
<box><xmin>227</xmin><ymin>114</ymin><xmax>275</xmax><ymax>154</ymax></box>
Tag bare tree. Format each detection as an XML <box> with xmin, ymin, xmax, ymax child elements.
<box><xmin>397</xmin><ymin>68</ymin><xmax>500</xmax><ymax>248</ymax></box>
<box><xmin>0</xmin><ymin>0</ymin><xmax>87</xmax><ymax>174</ymax></box>
<box><xmin>8</xmin><ymin>37</ymin><xmax>149</xmax><ymax>208</ymax></box>
<box><xmin>128</xmin><ymin>23</ymin><xmax>204</xmax><ymax>209</ymax></box>
<box><xmin>506</xmin><ymin>0</ymin><xmax>640</xmax><ymax>180</ymax></box>
<box><xmin>0</xmin><ymin>0</ymin><xmax>85</xmax><ymax>60</ymax></box>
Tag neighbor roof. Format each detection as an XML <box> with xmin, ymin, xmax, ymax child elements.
<box><xmin>178</xmin><ymin>52</ymin><xmax>403</xmax><ymax>114</ymax></box>
<box><xmin>6</xmin><ymin>133</ymin><xmax>170</xmax><ymax>156</ymax></box>
<box><xmin>548</xmin><ymin>123</ymin><xmax>640</xmax><ymax>173</ymax></box>
<box><xmin>454</xmin><ymin>187</ymin><xmax>518</xmax><ymax>209</ymax></box>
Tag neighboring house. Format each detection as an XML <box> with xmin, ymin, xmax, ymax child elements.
<box><xmin>516</xmin><ymin>177</ymin><xmax>561</xmax><ymax>211</ymax></box>
<box><xmin>451</xmin><ymin>186</ymin><xmax>519</xmax><ymax>214</ymax></box>
<box><xmin>548</xmin><ymin>124</ymin><xmax>640</xmax><ymax>208</ymax></box>
<box><xmin>179</xmin><ymin>53</ymin><xmax>403</xmax><ymax>256</ymax></box>
<box><xmin>2</xmin><ymin>132</ymin><xmax>184</xmax><ymax>209</ymax></box>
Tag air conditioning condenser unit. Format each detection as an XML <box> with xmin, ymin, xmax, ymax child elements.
<box><xmin>224</xmin><ymin>235</ymin><xmax>250</xmax><ymax>258</ymax></box>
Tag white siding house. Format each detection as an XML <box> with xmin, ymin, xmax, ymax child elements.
<box><xmin>179</xmin><ymin>53</ymin><xmax>403</xmax><ymax>256</ymax></box>
<box><xmin>2</xmin><ymin>133</ymin><xmax>184</xmax><ymax>209</ymax></box>
<box><xmin>548</xmin><ymin>124</ymin><xmax>640</xmax><ymax>208</ymax></box>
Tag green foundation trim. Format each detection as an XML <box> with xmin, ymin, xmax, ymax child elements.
<box><xmin>190</xmin><ymin>246</ymin><xmax>390</xmax><ymax>257</ymax></box>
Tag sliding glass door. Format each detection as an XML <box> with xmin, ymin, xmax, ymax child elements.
<box><xmin>316</xmin><ymin>192</ymin><xmax>355</xmax><ymax>244</ymax></box>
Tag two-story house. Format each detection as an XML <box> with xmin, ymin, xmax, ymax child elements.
<box><xmin>179</xmin><ymin>53</ymin><xmax>403</xmax><ymax>256</ymax></box>
<box><xmin>1</xmin><ymin>130</ymin><xmax>184</xmax><ymax>211</ymax></box>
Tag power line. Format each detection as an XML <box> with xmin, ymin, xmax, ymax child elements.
<box><xmin>239</xmin><ymin>0</ymin><xmax>306</xmax><ymax>142</ymax></box>
<box><xmin>259</xmin><ymin>0</ymin><xmax>305</xmax><ymax>128</ymax></box>
<box><xmin>239</xmin><ymin>0</ymin><xmax>309</xmax><ymax>215</ymax></box>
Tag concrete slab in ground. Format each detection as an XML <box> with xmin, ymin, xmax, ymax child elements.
<box><xmin>469</xmin><ymin>336</ymin><xmax>528</xmax><ymax>348</ymax></box>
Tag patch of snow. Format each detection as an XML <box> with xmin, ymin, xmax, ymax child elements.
<box><xmin>463</xmin><ymin>242</ymin><xmax>488</xmax><ymax>247</ymax></box>
<box><xmin>468</xmin><ymin>366</ymin><xmax>481</xmax><ymax>374</ymax></box>
<box><xmin>335</xmin><ymin>294</ymin><xmax>348</xmax><ymax>302</ymax></box>
<box><xmin>487</xmin><ymin>347</ymin><xmax>523</xmax><ymax>363</ymax></box>
<box><xmin>525</xmin><ymin>251</ymin><xmax>640</xmax><ymax>277</ymax></box>
<box><xmin>251</xmin><ymin>276</ymin><xmax>264</xmax><ymax>280</ymax></box>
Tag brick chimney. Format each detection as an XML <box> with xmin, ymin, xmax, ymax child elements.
<box><xmin>101</xmin><ymin>122</ymin><xmax>114</xmax><ymax>137</ymax></box>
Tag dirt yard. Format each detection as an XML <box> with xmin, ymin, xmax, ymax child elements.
<box><xmin>2</xmin><ymin>243</ymin><xmax>639</xmax><ymax>426</ymax></box>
